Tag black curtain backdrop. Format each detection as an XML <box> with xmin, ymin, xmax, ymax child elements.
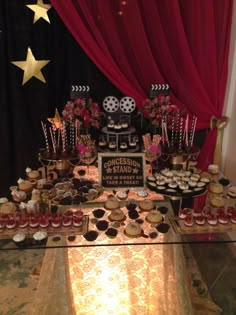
<box><xmin>0</xmin><ymin>0</ymin><xmax>123</xmax><ymax>197</ymax></box>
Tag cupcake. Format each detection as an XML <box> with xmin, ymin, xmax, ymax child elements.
<box><xmin>99</xmin><ymin>139</ymin><xmax>107</xmax><ymax>149</ymax></box>
<box><xmin>107</xmin><ymin>120</ymin><xmax>114</xmax><ymax>131</ymax></box>
<box><xmin>13</xmin><ymin>232</ymin><xmax>26</xmax><ymax>247</ymax></box>
<box><xmin>121</xmin><ymin>122</ymin><xmax>129</xmax><ymax>130</ymax></box>
<box><xmin>120</xmin><ymin>142</ymin><xmax>128</xmax><ymax>152</ymax></box>
<box><xmin>108</xmin><ymin>142</ymin><xmax>117</xmax><ymax>151</ymax></box>
<box><xmin>114</xmin><ymin>123</ymin><xmax>122</xmax><ymax>132</ymax></box>
<box><xmin>33</xmin><ymin>231</ymin><xmax>48</xmax><ymax>245</ymax></box>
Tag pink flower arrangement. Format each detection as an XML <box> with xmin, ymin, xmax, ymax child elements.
<box><xmin>142</xmin><ymin>94</ymin><xmax>180</xmax><ymax>126</ymax></box>
<box><xmin>62</xmin><ymin>98</ymin><xmax>102</xmax><ymax>130</ymax></box>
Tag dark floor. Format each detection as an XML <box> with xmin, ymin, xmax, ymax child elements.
<box><xmin>190</xmin><ymin>242</ymin><xmax>236</xmax><ymax>315</ymax></box>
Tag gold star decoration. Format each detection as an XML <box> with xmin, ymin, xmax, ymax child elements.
<box><xmin>47</xmin><ymin>109</ymin><xmax>62</xmax><ymax>129</ymax></box>
<box><xmin>11</xmin><ymin>47</ymin><xmax>50</xmax><ymax>85</ymax></box>
<box><xmin>26</xmin><ymin>0</ymin><xmax>52</xmax><ymax>24</ymax></box>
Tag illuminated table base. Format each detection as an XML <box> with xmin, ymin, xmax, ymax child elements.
<box><xmin>68</xmin><ymin>244</ymin><xmax>191</xmax><ymax>315</ymax></box>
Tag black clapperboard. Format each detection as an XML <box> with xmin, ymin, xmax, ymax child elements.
<box><xmin>98</xmin><ymin>153</ymin><xmax>146</xmax><ymax>189</ymax></box>
<box><xmin>70</xmin><ymin>84</ymin><xmax>90</xmax><ymax>100</ymax></box>
<box><xmin>149</xmin><ymin>83</ymin><xmax>170</xmax><ymax>99</ymax></box>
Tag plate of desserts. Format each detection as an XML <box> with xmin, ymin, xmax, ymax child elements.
<box><xmin>169</xmin><ymin>205</ymin><xmax>236</xmax><ymax>234</ymax></box>
<box><xmin>146</xmin><ymin>168</ymin><xmax>210</xmax><ymax>197</ymax></box>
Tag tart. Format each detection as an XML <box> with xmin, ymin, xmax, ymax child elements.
<box><xmin>208</xmin><ymin>182</ymin><xmax>223</xmax><ymax>194</ymax></box>
<box><xmin>210</xmin><ymin>196</ymin><xmax>225</xmax><ymax>208</ymax></box>
<box><xmin>139</xmin><ymin>200</ymin><xmax>154</xmax><ymax>212</ymax></box>
<box><xmin>124</xmin><ymin>222</ymin><xmax>142</xmax><ymax>237</ymax></box>
<box><xmin>18</xmin><ymin>180</ymin><xmax>33</xmax><ymax>193</ymax></box>
<box><xmin>108</xmin><ymin>209</ymin><xmax>125</xmax><ymax>221</ymax></box>
<box><xmin>0</xmin><ymin>202</ymin><xmax>17</xmax><ymax>214</ymax></box>
<box><xmin>146</xmin><ymin>210</ymin><xmax>163</xmax><ymax>224</ymax></box>
<box><xmin>104</xmin><ymin>198</ymin><xmax>119</xmax><ymax>210</ymax></box>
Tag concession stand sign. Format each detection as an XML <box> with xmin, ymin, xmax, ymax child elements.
<box><xmin>98</xmin><ymin>153</ymin><xmax>146</xmax><ymax>189</ymax></box>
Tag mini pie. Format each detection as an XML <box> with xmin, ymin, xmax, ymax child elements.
<box><xmin>208</xmin><ymin>182</ymin><xmax>223</xmax><ymax>194</ymax></box>
<box><xmin>104</xmin><ymin>198</ymin><xmax>119</xmax><ymax>210</ymax></box>
<box><xmin>18</xmin><ymin>180</ymin><xmax>33</xmax><ymax>193</ymax></box>
<box><xmin>27</xmin><ymin>170</ymin><xmax>40</xmax><ymax>180</ymax></box>
<box><xmin>0</xmin><ymin>202</ymin><xmax>17</xmax><ymax>214</ymax></box>
<box><xmin>125</xmin><ymin>222</ymin><xmax>142</xmax><ymax>237</ymax></box>
<box><xmin>146</xmin><ymin>210</ymin><xmax>163</xmax><ymax>224</ymax></box>
<box><xmin>210</xmin><ymin>196</ymin><xmax>225</xmax><ymax>208</ymax></box>
<box><xmin>108</xmin><ymin>209</ymin><xmax>125</xmax><ymax>221</ymax></box>
<box><xmin>139</xmin><ymin>200</ymin><xmax>154</xmax><ymax>211</ymax></box>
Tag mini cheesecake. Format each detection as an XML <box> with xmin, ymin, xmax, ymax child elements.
<box><xmin>62</xmin><ymin>216</ymin><xmax>72</xmax><ymax>227</ymax></box>
<box><xmin>39</xmin><ymin>216</ymin><xmax>50</xmax><ymax>228</ymax></box>
<box><xmin>192</xmin><ymin>208</ymin><xmax>202</xmax><ymax>218</ymax></box>
<box><xmin>207</xmin><ymin>214</ymin><xmax>218</xmax><ymax>226</ymax></box>
<box><xmin>218</xmin><ymin>214</ymin><xmax>228</xmax><ymax>224</ymax></box>
<box><xmin>195</xmin><ymin>215</ymin><xmax>206</xmax><ymax>225</ymax></box>
<box><xmin>231</xmin><ymin>214</ymin><xmax>236</xmax><ymax>224</ymax></box>
<box><xmin>51</xmin><ymin>216</ymin><xmax>62</xmax><ymax>228</ymax></box>
<box><xmin>73</xmin><ymin>217</ymin><xmax>83</xmax><ymax>227</ymax></box>
<box><xmin>6</xmin><ymin>219</ymin><xmax>17</xmax><ymax>229</ymax></box>
<box><xmin>18</xmin><ymin>218</ymin><xmax>29</xmax><ymax>228</ymax></box>
<box><xmin>29</xmin><ymin>217</ymin><xmax>40</xmax><ymax>228</ymax></box>
<box><xmin>179</xmin><ymin>208</ymin><xmax>191</xmax><ymax>219</ymax></box>
<box><xmin>184</xmin><ymin>215</ymin><xmax>194</xmax><ymax>227</ymax></box>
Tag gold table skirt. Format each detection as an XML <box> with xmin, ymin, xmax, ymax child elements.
<box><xmin>32</xmin><ymin>235</ymin><xmax>193</xmax><ymax>315</ymax></box>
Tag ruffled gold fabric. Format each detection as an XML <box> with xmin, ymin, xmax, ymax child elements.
<box><xmin>31</xmin><ymin>237</ymin><xmax>75</xmax><ymax>315</ymax></box>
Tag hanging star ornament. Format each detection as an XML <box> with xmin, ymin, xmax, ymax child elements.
<box><xmin>26</xmin><ymin>0</ymin><xmax>52</xmax><ymax>24</ymax></box>
<box><xmin>11</xmin><ymin>47</ymin><xmax>50</xmax><ymax>85</ymax></box>
<box><xmin>47</xmin><ymin>109</ymin><xmax>62</xmax><ymax>129</ymax></box>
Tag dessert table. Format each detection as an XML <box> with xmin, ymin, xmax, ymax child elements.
<box><xmin>30</xmin><ymin>166</ymin><xmax>193</xmax><ymax>315</ymax></box>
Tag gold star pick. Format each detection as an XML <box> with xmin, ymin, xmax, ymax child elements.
<box><xmin>47</xmin><ymin>109</ymin><xmax>62</xmax><ymax>129</ymax></box>
<box><xmin>11</xmin><ymin>47</ymin><xmax>50</xmax><ymax>85</ymax></box>
<box><xmin>26</xmin><ymin>0</ymin><xmax>52</xmax><ymax>24</ymax></box>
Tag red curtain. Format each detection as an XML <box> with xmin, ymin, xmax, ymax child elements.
<box><xmin>51</xmin><ymin>0</ymin><xmax>233</xmax><ymax>169</ymax></box>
